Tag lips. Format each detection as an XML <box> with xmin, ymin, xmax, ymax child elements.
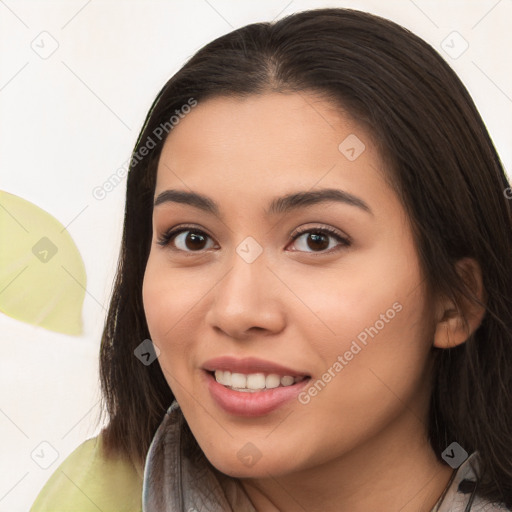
<box><xmin>202</xmin><ymin>356</ymin><xmax>311</xmax><ymax>416</ymax></box>
<box><xmin>204</xmin><ymin>371</ymin><xmax>310</xmax><ymax>416</ymax></box>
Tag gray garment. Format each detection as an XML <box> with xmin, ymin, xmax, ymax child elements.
<box><xmin>142</xmin><ymin>400</ymin><xmax>509</xmax><ymax>512</ymax></box>
<box><xmin>434</xmin><ymin>454</ymin><xmax>509</xmax><ymax>512</ymax></box>
<box><xmin>143</xmin><ymin>400</ymin><xmax>255</xmax><ymax>512</ymax></box>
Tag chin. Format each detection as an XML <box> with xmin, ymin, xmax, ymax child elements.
<box><xmin>203</xmin><ymin>447</ymin><xmax>297</xmax><ymax>479</ymax></box>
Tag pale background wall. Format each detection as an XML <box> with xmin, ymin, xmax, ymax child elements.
<box><xmin>0</xmin><ymin>0</ymin><xmax>510</xmax><ymax>510</ymax></box>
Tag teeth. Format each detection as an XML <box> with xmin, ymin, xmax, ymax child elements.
<box><xmin>246</xmin><ymin>373</ymin><xmax>266</xmax><ymax>390</ymax></box>
<box><xmin>280</xmin><ymin>376</ymin><xmax>294</xmax><ymax>386</ymax></box>
<box><xmin>231</xmin><ymin>372</ymin><xmax>247</xmax><ymax>389</ymax></box>
<box><xmin>266</xmin><ymin>374</ymin><xmax>281</xmax><ymax>389</ymax></box>
<box><xmin>213</xmin><ymin>371</ymin><xmax>305</xmax><ymax>390</ymax></box>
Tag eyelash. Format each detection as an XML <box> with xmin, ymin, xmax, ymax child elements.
<box><xmin>156</xmin><ymin>224</ymin><xmax>351</xmax><ymax>255</ymax></box>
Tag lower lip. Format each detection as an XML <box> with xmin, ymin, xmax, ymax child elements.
<box><xmin>204</xmin><ymin>371</ymin><xmax>310</xmax><ymax>417</ymax></box>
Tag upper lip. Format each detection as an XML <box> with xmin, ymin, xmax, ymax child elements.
<box><xmin>202</xmin><ymin>356</ymin><xmax>310</xmax><ymax>377</ymax></box>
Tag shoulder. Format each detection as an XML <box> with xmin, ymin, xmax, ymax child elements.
<box><xmin>30</xmin><ymin>432</ymin><xmax>143</xmax><ymax>512</ymax></box>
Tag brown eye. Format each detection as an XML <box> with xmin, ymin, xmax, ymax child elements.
<box><xmin>305</xmin><ymin>233</ymin><xmax>330</xmax><ymax>251</ymax></box>
<box><xmin>289</xmin><ymin>227</ymin><xmax>351</xmax><ymax>253</ymax></box>
<box><xmin>181</xmin><ymin>231</ymin><xmax>209</xmax><ymax>250</ymax></box>
<box><xmin>157</xmin><ymin>228</ymin><xmax>215</xmax><ymax>252</ymax></box>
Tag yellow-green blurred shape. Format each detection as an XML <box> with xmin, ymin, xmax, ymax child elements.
<box><xmin>0</xmin><ymin>190</ymin><xmax>86</xmax><ymax>335</ymax></box>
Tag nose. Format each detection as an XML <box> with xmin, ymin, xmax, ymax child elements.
<box><xmin>204</xmin><ymin>245</ymin><xmax>286</xmax><ymax>340</ymax></box>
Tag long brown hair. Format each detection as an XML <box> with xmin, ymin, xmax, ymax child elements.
<box><xmin>98</xmin><ymin>8</ymin><xmax>512</xmax><ymax>506</ymax></box>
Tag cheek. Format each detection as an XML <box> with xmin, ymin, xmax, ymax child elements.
<box><xmin>142</xmin><ymin>254</ymin><xmax>201</xmax><ymax>376</ymax></box>
<box><xmin>142</xmin><ymin>250</ymin><xmax>234</xmax><ymax>400</ymax></box>
<box><xmin>305</xmin><ymin>281</ymin><xmax>434</xmax><ymax>426</ymax></box>
<box><xmin>281</xmin><ymin>244</ymin><xmax>425</xmax><ymax>361</ymax></box>
<box><xmin>142</xmin><ymin>257</ymin><xmax>171</xmax><ymax>343</ymax></box>
<box><xmin>291</xmin><ymin>238</ymin><xmax>434</xmax><ymax>413</ymax></box>
<box><xmin>143</xmin><ymin>252</ymin><xmax>203</xmax><ymax>338</ymax></box>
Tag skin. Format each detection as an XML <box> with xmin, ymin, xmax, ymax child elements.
<box><xmin>142</xmin><ymin>92</ymin><xmax>484</xmax><ymax>512</ymax></box>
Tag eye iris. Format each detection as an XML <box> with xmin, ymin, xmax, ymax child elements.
<box><xmin>186</xmin><ymin>232</ymin><xmax>207</xmax><ymax>250</ymax></box>
<box><xmin>308</xmin><ymin>232</ymin><xmax>329</xmax><ymax>251</ymax></box>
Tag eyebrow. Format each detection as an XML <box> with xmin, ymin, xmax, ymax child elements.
<box><xmin>153</xmin><ymin>188</ymin><xmax>372</xmax><ymax>217</ymax></box>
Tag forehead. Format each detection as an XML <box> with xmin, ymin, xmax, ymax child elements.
<box><xmin>161</xmin><ymin>93</ymin><xmax>356</xmax><ymax>159</ymax></box>
<box><xmin>155</xmin><ymin>92</ymin><xmax>387</xmax><ymax>207</ymax></box>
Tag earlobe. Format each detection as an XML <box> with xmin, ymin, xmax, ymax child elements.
<box><xmin>433</xmin><ymin>258</ymin><xmax>487</xmax><ymax>349</ymax></box>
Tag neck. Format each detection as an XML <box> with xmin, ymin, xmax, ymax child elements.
<box><xmin>239</xmin><ymin>414</ymin><xmax>454</xmax><ymax>512</ymax></box>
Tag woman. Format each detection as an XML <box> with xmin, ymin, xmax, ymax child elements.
<box><xmin>30</xmin><ymin>7</ymin><xmax>512</xmax><ymax>512</ymax></box>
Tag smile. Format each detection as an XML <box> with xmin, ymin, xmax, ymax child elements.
<box><xmin>213</xmin><ymin>370</ymin><xmax>307</xmax><ymax>392</ymax></box>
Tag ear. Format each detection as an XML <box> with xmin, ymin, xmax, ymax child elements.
<box><xmin>433</xmin><ymin>258</ymin><xmax>487</xmax><ymax>349</ymax></box>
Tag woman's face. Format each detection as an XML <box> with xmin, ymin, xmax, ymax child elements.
<box><xmin>142</xmin><ymin>92</ymin><xmax>436</xmax><ymax>478</ymax></box>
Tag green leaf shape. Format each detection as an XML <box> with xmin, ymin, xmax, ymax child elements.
<box><xmin>0</xmin><ymin>190</ymin><xmax>87</xmax><ymax>335</ymax></box>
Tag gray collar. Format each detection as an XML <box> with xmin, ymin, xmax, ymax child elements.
<box><xmin>435</xmin><ymin>451</ymin><xmax>508</xmax><ymax>511</ymax></box>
